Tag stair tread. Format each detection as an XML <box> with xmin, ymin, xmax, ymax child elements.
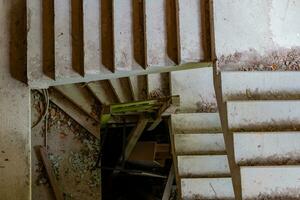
<box><xmin>178</xmin><ymin>155</ymin><xmax>230</xmax><ymax>178</ymax></box>
<box><xmin>144</xmin><ymin>0</ymin><xmax>173</xmax><ymax>67</ymax></box>
<box><xmin>227</xmin><ymin>100</ymin><xmax>300</xmax><ymax>131</ymax></box>
<box><xmin>181</xmin><ymin>178</ymin><xmax>234</xmax><ymax>200</ymax></box>
<box><xmin>87</xmin><ymin>81</ymin><xmax>118</xmax><ymax>105</ymax></box>
<box><xmin>241</xmin><ymin>166</ymin><xmax>300</xmax><ymax>199</ymax></box>
<box><xmin>221</xmin><ymin>71</ymin><xmax>300</xmax><ymax>101</ymax></box>
<box><xmin>174</xmin><ymin>133</ymin><xmax>225</xmax><ymax>154</ymax></box>
<box><xmin>54</xmin><ymin>84</ymin><xmax>99</xmax><ymax>120</ymax></box>
<box><xmin>83</xmin><ymin>0</ymin><xmax>102</xmax><ymax>75</ymax></box>
<box><xmin>171</xmin><ymin>113</ymin><xmax>221</xmax><ymax>133</ymax></box>
<box><xmin>234</xmin><ymin>131</ymin><xmax>300</xmax><ymax>165</ymax></box>
<box><xmin>177</xmin><ymin>0</ymin><xmax>205</xmax><ymax>63</ymax></box>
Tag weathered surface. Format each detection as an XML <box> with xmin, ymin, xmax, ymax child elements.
<box><xmin>109</xmin><ymin>78</ymin><xmax>133</xmax><ymax>103</ymax></box>
<box><xmin>214</xmin><ymin>0</ymin><xmax>300</xmax><ymax>70</ymax></box>
<box><xmin>144</xmin><ymin>0</ymin><xmax>173</xmax><ymax>67</ymax></box>
<box><xmin>171</xmin><ymin>67</ymin><xmax>217</xmax><ymax>113</ymax></box>
<box><xmin>227</xmin><ymin>101</ymin><xmax>300</xmax><ymax>131</ymax></box>
<box><xmin>181</xmin><ymin>178</ymin><xmax>234</xmax><ymax>200</ymax></box>
<box><xmin>87</xmin><ymin>80</ymin><xmax>118</xmax><ymax>105</ymax></box>
<box><xmin>221</xmin><ymin>71</ymin><xmax>300</xmax><ymax>101</ymax></box>
<box><xmin>83</xmin><ymin>0</ymin><xmax>102</xmax><ymax>75</ymax></box>
<box><xmin>171</xmin><ymin>113</ymin><xmax>221</xmax><ymax>134</ymax></box>
<box><xmin>234</xmin><ymin>132</ymin><xmax>300</xmax><ymax>165</ymax></box>
<box><xmin>113</xmin><ymin>0</ymin><xmax>136</xmax><ymax>71</ymax></box>
<box><xmin>178</xmin><ymin>155</ymin><xmax>230</xmax><ymax>177</ymax></box>
<box><xmin>55</xmin><ymin>0</ymin><xmax>79</xmax><ymax>79</ymax></box>
<box><xmin>147</xmin><ymin>73</ymin><xmax>170</xmax><ymax>98</ymax></box>
<box><xmin>27</xmin><ymin>0</ymin><xmax>53</xmax><ymax>85</ymax></box>
<box><xmin>174</xmin><ymin>133</ymin><xmax>225</xmax><ymax>154</ymax></box>
<box><xmin>241</xmin><ymin>166</ymin><xmax>300</xmax><ymax>199</ymax></box>
<box><xmin>0</xmin><ymin>1</ymin><xmax>31</xmax><ymax>199</ymax></box>
<box><xmin>177</xmin><ymin>0</ymin><xmax>205</xmax><ymax>63</ymax></box>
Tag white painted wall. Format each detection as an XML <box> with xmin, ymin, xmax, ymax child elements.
<box><xmin>214</xmin><ymin>0</ymin><xmax>300</xmax><ymax>57</ymax></box>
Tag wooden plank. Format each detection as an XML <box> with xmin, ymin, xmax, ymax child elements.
<box><xmin>54</xmin><ymin>84</ymin><xmax>99</xmax><ymax>121</ymax></box>
<box><xmin>234</xmin><ymin>132</ymin><xmax>300</xmax><ymax>165</ymax></box>
<box><xmin>181</xmin><ymin>178</ymin><xmax>234</xmax><ymax>200</ymax></box>
<box><xmin>87</xmin><ymin>80</ymin><xmax>118</xmax><ymax>105</ymax></box>
<box><xmin>109</xmin><ymin>78</ymin><xmax>133</xmax><ymax>103</ymax></box>
<box><xmin>174</xmin><ymin>133</ymin><xmax>225</xmax><ymax>155</ymax></box>
<box><xmin>177</xmin><ymin>155</ymin><xmax>230</xmax><ymax>178</ymax></box>
<box><xmin>124</xmin><ymin>116</ymin><xmax>149</xmax><ymax>161</ymax></box>
<box><xmin>113</xmin><ymin>0</ymin><xmax>136</xmax><ymax>71</ymax></box>
<box><xmin>177</xmin><ymin>0</ymin><xmax>205</xmax><ymax>63</ymax></box>
<box><xmin>144</xmin><ymin>0</ymin><xmax>173</xmax><ymax>67</ymax></box>
<box><xmin>241</xmin><ymin>166</ymin><xmax>300</xmax><ymax>199</ymax></box>
<box><xmin>221</xmin><ymin>71</ymin><xmax>300</xmax><ymax>101</ymax></box>
<box><xmin>171</xmin><ymin>113</ymin><xmax>221</xmax><ymax>134</ymax></box>
<box><xmin>39</xmin><ymin>146</ymin><xmax>64</xmax><ymax>200</ymax></box>
<box><xmin>49</xmin><ymin>90</ymin><xmax>100</xmax><ymax>138</ymax></box>
<box><xmin>227</xmin><ymin>101</ymin><xmax>300</xmax><ymax>131</ymax></box>
<box><xmin>162</xmin><ymin>165</ymin><xmax>175</xmax><ymax>200</ymax></box>
<box><xmin>54</xmin><ymin>0</ymin><xmax>79</xmax><ymax>79</ymax></box>
<box><xmin>83</xmin><ymin>0</ymin><xmax>102</xmax><ymax>75</ymax></box>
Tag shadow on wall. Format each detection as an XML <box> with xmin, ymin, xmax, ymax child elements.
<box><xmin>9</xmin><ymin>0</ymin><xmax>27</xmax><ymax>83</ymax></box>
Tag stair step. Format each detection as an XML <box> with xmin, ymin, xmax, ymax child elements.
<box><xmin>171</xmin><ymin>67</ymin><xmax>217</xmax><ymax>113</ymax></box>
<box><xmin>174</xmin><ymin>133</ymin><xmax>225</xmax><ymax>155</ymax></box>
<box><xmin>109</xmin><ymin>78</ymin><xmax>133</xmax><ymax>103</ymax></box>
<box><xmin>221</xmin><ymin>71</ymin><xmax>300</xmax><ymax>101</ymax></box>
<box><xmin>113</xmin><ymin>0</ymin><xmax>137</xmax><ymax>71</ymax></box>
<box><xmin>27</xmin><ymin>0</ymin><xmax>54</xmax><ymax>85</ymax></box>
<box><xmin>147</xmin><ymin>73</ymin><xmax>170</xmax><ymax>98</ymax></box>
<box><xmin>227</xmin><ymin>101</ymin><xmax>300</xmax><ymax>131</ymax></box>
<box><xmin>241</xmin><ymin>166</ymin><xmax>300</xmax><ymax>199</ymax></box>
<box><xmin>55</xmin><ymin>0</ymin><xmax>80</xmax><ymax>79</ymax></box>
<box><xmin>177</xmin><ymin>0</ymin><xmax>205</xmax><ymax>63</ymax></box>
<box><xmin>234</xmin><ymin>132</ymin><xmax>300</xmax><ymax>165</ymax></box>
<box><xmin>144</xmin><ymin>0</ymin><xmax>173</xmax><ymax>67</ymax></box>
<box><xmin>128</xmin><ymin>76</ymin><xmax>148</xmax><ymax>101</ymax></box>
<box><xmin>178</xmin><ymin>155</ymin><xmax>230</xmax><ymax>178</ymax></box>
<box><xmin>49</xmin><ymin>90</ymin><xmax>100</xmax><ymax>138</ymax></box>
<box><xmin>83</xmin><ymin>0</ymin><xmax>102</xmax><ymax>75</ymax></box>
<box><xmin>87</xmin><ymin>80</ymin><xmax>118</xmax><ymax>105</ymax></box>
<box><xmin>181</xmin><ymin>178</ymin><xmax>234</xmax><ymax>200</ymax></box>
<box><xmin>54</xmin><ymin>84</ymin><xmax>99</xmax><ymax>120</ymax></box>
<box><xmin>171</xmin><ymin>113</ymin><xmax>221</xmax><ymax>134</ymax></box>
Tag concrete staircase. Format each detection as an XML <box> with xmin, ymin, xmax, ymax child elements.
<box><xmin>25</xmin><ymin>0</ymin><xmax>210</xmax><ymax>88</ymax></box>
<box><xmin>170</xmin><ymin>113</ymin><xmax>235</xmax><ymax>200</ymax></box>
<box><xmin>221</xmin><ymin>71</ymin><xmax>300</xmax><ymax>199</ymax></box>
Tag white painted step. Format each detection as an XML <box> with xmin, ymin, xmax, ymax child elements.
<box><xmin>109</xmin><ymin>78</ymin><xmax>133</xmax><ymax>103</ymax></box>
<box><xmin>113</xmin><ymin>0</ymin><xmax>137</xmax><ymax>71</ymax></box>
<box><xmin>242</xmin><ymin>166</ymin><xmax>300</xmax><ymax>199</ymax></box>
<box><xmin>147</xmin><ymin>73</ymin><xmax>169</xmax><ymax>98</ymax></box>
<box><xmin>144</xmin><ymin>0</ymin><xmax>173</xmax><ymax>67</ymax></box>
<box><xmin>221</xmin><ymin>71</ymin><xmax>300</xmax><ymax>101</ymax></box>
<box><xmin>55</xmin><ymin>0</ymin><xmax>79</xmax><ymax>79</ymax></box>
<box><xmin>83</xmin><ymin>0</ymin><xmax>102</xmax><ymax>75</ymax></box>
<box><xmin>87</xmin><ymin>80</ymin><xmax>118</xmax><ymax>105</ymax></box>
<box><xmin>178</xmin><ymin>155</ymin><xmax>230</xmax><ymax>177</ymax></box>
<box><xmin>177</xmin><ymin>0</ymin><xmax>205</xmax><ymax>63</ymax></box>
<box><xmin>227</xmin><ymin>101</ymin><xmax>300</xmax><ymax>130</ymax></box>
<box><xmin>171</xmin><ymin>113</ymin><xmax>221</xmax><ymax>134</ymax></box>
<box><xmin>174</xmin><ymin>133</ymin><xmax>225</xmax><ymax>154</ymax></box>
<box><xmin>181</xmin><ymin>178</ymin><xmax>234</xmax><ymax>200</ymax></box>
<box><xmin>234</xmin><ymin>132</ymin><xmax>300</xmax><ymax>165</ymax></box>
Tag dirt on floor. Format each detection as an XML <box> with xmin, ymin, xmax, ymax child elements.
<box><xmin>31</xmin><ymin>91</ymin><xmax>101</xmax><ymax>200</ymax></box>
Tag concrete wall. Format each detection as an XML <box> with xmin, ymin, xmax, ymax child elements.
<box><xmin>214</xmin><ymin>0</ymin><xmax>300</xmax><ymax>57</ymax></box>
<box><xmin>0</xmin><ymin>1</ymin><xmax>31</xmax><ymax>199</ymax></box>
